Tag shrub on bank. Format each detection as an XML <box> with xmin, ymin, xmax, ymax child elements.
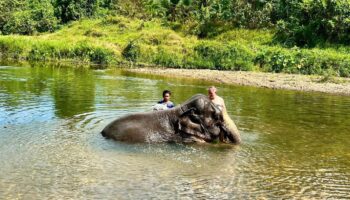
<box><xmin>151</xmin><ymin>46</ymin><xmax>184</xmax><ymax>68</ymax></box>
<box><xmin>254</xmin><ymin>47</ymin><xmax>350</xmax><ymax>77</ymax></box>
<box><xmin>0</xmin><ymin>37</ymin><xmax>116</xmax><ymax>65</ymax></box>
<box><xmin>73</xmin><ymin>42</ymin><xmax>115</xmax><ymax>64</ymax></box>
<box><xmin>29</xmin><ymin>42</ymin><xmax>116</xmax><ymax>64</ymax></box>
<box><xmin>122</xmin><ymin>41</ymin><xmax>140</xmax><ymax>62</ymax></box>
<box><xmin>0</xmin><ymin>37</ymin><xmax>30</xmax><ymax>60</ymax></box>
<box><xmin>191</xmin><ymin>41</ymin><xmax>255</xmax><ymax>71</ymax></box>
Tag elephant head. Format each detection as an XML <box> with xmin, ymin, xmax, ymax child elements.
<box><xmin>176</xmin><ymin>94</ymin><xmax>240</xmax><ymax>144</ymax></box>
<box><xmin>101</xmin><ymin>94</ymin><xmax>240</xmax><ymax>144</ymax></box>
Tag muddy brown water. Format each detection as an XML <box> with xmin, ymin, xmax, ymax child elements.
<box><xmin>1</xmin><ymin>64</ymin><xmax>350</xmax><ymax>199</ymax></box>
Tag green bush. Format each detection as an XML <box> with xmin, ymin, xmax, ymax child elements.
<box><xmin>30</xmin><ymin>0</ymin><xmax>58</xmax><ymax>33</ymax></box>
<box><xmin>122</xmin><ymin>41</ymin><xmax>140</xmax><ymax>62</ymax></box>
<box><xmin>0</xmin><ymin>37</ymin><xmax>28</xmax><ymax>59</ymax></box>
<box><xmin>145</xmin><ymin>0</ymin><xmax>275</xmax><ymax>38</ymax></box>
<box><xmin>0</xmin><ymin>0</ymin><xmax>58</xmax><ymax>35</ymax></box>
<box><xmin>27</xmin><ymin>41</ymin><xmax>114</xmax><ymax>64</ymax></box>
<box><xmin>53</xmin><ymin>0</ymin><xmax>99</xmax><ymax>23</ymax></box>
<box><xmin>28</xmin><ymin>42</ymin><xmax>68</xmax><ymax>61</ymax></box>
<box><xmin>193</xmin><ymin>41</ymin><xmax>254</xmax><ymax>70</ymax></box>
<box><xmin>73</xmin><ymin>42</ymin><xmax>115</xmax><ymax>64</ymax></box>
<box><xmin>3</xmin><ymin>11</ymin><xmax>36</xmax><ymax>35</ymax></box>
<box><xmin>152</xmin><ymin>46</ymin><xmax>183</xmax><ymax>67</ymax></box>
<box><xmin>86</xmin><ymin>46</ymin><xmax>114</xmax><ymax>64</ymax></box>
<box><xmin>339</xmin><ymin>63</ymin><xmax>350</xmax><ymax>77</ymax></box>
<box><xmin>253</xmin><ymin>47</ymin><xmax>350</xmax><ymax>77</ymax></box>
<box><xmin>274</xmin><ymin>0</ymin><xmax>350</xmax><ymax>47</ymax></box>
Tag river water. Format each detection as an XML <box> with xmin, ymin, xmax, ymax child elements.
<box><xmin>0</xmin><ymin>64</ymin><xmax>350</xmax><ymax>199</ymax></box>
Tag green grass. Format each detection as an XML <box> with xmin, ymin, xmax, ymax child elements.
<box><xmin>1</xmin><ymin>15</ymin><xmax>350</xmax><ymax>77</ymax></box>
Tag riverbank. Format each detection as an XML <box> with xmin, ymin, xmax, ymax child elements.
<box><xmin>126</xmin><ymin>67</ymin><xmax>350</xmax><ymax>96</ymax></box>
<box><xmin>1</xmin><ymin>15</ymin><xmax>350</xmax><ymax>95</ymax></box>
<box><xmin>2</xmin><ymin>58</ymin><xmax>350</xmax><ymax>95</ymax></box>
<box><xmin>1</xmin><ymin>16</ymin><xmax>350</xmax><ymax>79</ymax></box>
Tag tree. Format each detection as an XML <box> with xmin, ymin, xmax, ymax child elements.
<box><xmin>0</xmin><ymin>0</ymin><xmax>57</xmax><ymax>35</ymax></box>
<box><xmin>275</xmin><ymin>0</ymin><xmax>350</xmax><ymax>46</ymax></box>
<box><xmin>53</xmin><ymin>0</ymin><xmax>98</xmax><ymax>23</ymax></box>
<box><xmin>0</xmin><ymin>0</ymin><xmax>25</xmax><ymax>34</ymax></box>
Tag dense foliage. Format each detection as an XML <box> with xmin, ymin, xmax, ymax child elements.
<box><xmin>0</xmin><ymin>0</ymin><xmax>112</xmax><ymax>34</ymax></box>
<box><xmin>144</xmin><ymin>0</ymin><xmax>274</xmax><ymax>37</ymax></box>
<box><xmin>1</xmin><ymin>0</ymin><xmax>350</xmax><ymax>46</ymax></box>
<box><xmin>144</xmin><ymin>0</ymin><xmax>350</xmax><ymax>44</ymax></box>
<box><xmin>1</xmin><ymin>0</ymin><xmax>350</xmax><ymax>77</ymax></box>
<box><xmin>1</xmin><ymin>16</ymin><xmax>350</xmax><ymax>77</ymax></box>
<box><xmin>274</xmin><ymin>0</ymin><xmax>350</xmax><ymax>47</ymax></box>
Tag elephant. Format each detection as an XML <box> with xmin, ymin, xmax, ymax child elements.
<box><xmin>101</xmin><ymin>94</ymin><xmax>241</xmax><ymax>144</ymax></box>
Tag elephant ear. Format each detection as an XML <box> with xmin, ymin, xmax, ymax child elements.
<box><xmin>176</xmin><ymin>107</ymin><xmax>211</xmax><ymax>142</ymax></box>
<box><xmin>180</xmin><ymin>107</ymin><xmax>196</xmax><ymax>117</ymax></box>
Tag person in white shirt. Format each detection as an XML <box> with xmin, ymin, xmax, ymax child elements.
<box><xmin>208</xmin><ymin>86</ymin><xmax>241</xmax><ymax>143</ymax></box>
<box><xmin>208</xmin><ymin>86</ymin><xmax>226</xmax><ymax>112</ymax></box>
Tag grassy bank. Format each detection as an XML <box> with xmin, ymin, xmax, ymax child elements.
<box><xmin>1</xmin><ymin>16</ymin><xmax>350</xmax><ymax>77</ymax></box>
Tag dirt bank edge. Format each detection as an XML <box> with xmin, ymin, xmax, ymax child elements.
<box><xmin>125</xmin><ymin>67</ymin><xmax>350</xmax><ymax>96</ymax></box>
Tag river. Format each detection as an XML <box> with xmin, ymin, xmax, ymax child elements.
<box><xmin>1</xmin><ymin>64</ymin><xmax>350</xmax><ymax>199</ymax></box>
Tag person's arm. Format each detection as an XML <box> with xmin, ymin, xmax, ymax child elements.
<box><xmin>220</xmin><ymin>97</ymin><xmax>227</xmax><ymax>112</ymax></box>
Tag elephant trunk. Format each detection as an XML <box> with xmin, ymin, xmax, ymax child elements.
<box><xmin>220</xmin><ymin>110</ymin><xmax>241</xmax><ymax>144</ymax></box>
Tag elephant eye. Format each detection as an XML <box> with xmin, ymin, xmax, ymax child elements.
<box><xmin>212</xmin><ymin>113</ymin><xmax>219</xmax><ymax>120</ymax></box>
<box><xmin>193</xmin><ymin>108</ymin><xmax>200</xmax><ymax>115</ymax></box>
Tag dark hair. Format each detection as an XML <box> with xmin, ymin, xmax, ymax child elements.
<box><xmin>163</xmin><ymin>90</ymin><xmax>171</xmax><ymax>97</ymax></box>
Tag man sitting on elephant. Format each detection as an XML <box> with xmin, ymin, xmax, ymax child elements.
<box><xmin>208</xmin><ymin>86</ymin><xmax>226</xmax><ymax>112</ymax></box>
<box><xmin>208</xmin><ymin>86</ymin><xmax>240</xmax><ymax>142</ymax></box>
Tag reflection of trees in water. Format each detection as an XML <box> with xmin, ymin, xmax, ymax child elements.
<box><xmin>0</xmin><ymin>63</ymin><xmax>96</xmax><ymax>119</ymax></box>
<box><xmin>0</xmin><ymin>64</ymin><xmax>51</xmax><ymax>108</ymax></box>
<box><xmin>95</xmin><ymin>70</ymin><xmax>155</xmax><ymax>107</ymax></box>
<box><xmin>97</xmin><ymin>69</ymin><xmax>179</xmax><ymax>107</ymax></box>
<box><xmin>118</xmin><ymin>70</ymin><xmax>210</xmax><ymax>105</ymax></box>
<box><xmin>51</xmin><ymin>67</ymin><xmax>95</xmax><ymax>118</ymax></box>
<box><xmin>221</xmin><ymin>84</ymin><xmax>350</xmax><ymax>134</ymax></box>
<box><xmin>221</xmin><ymin>85</ymin><xmax>350</xmax><ymax>165</ymax></box>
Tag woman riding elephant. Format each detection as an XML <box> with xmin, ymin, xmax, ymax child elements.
<box><xmin>101</xmin><ymin>94</ymin><xmax>241</xmax><ymax>144</ymax></box>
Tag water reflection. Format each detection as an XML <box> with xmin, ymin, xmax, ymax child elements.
<box><xmin>50</xmin><ymin>67</ymin><xmax>95</xmax><ymax>118</ymax></box>
<box><xmin>1</xmin><ymin>63</ymin><xmax>350</xmax><ymax>198</ymax></box>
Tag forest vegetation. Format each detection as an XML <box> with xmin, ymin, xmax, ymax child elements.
<box><xmin>1</xmin><ymin>0</ymin><xmax>350</xmax><ymax>77</ymax></box>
